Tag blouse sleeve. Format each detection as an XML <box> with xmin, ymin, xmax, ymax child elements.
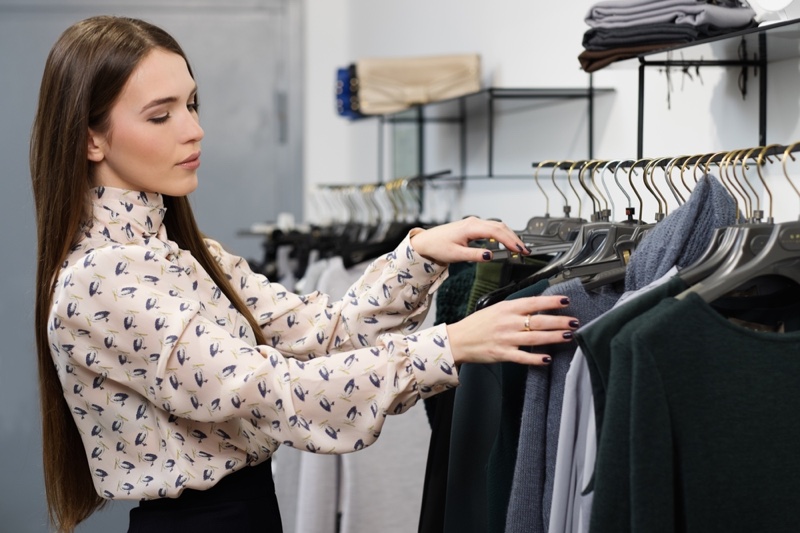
<box><xmin>51</xmin><ymin>243</ymin><xmax>458</xmax><ymax>455</ymax></box>
<box><xmin>206</xmin><ymin>230</ymin><xmax>450</xmax><ymax>360</ymax></box>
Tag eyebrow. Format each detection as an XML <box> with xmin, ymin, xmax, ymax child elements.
<box><xmin>140</xmin><ymin>86</ymin><xmax>198</xmax><ymax>113</ymax></box>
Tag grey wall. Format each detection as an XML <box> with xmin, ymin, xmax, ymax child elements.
<box><xmin>0</xmin><ymin>0</ymin><xmax>303</xmax><ymax>530</ymax></box>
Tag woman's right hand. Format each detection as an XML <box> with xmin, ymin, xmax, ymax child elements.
<box><xmin>445</xmin><ymin>295</ymin><xmax>578</xmax><ymax>366</ymax></box>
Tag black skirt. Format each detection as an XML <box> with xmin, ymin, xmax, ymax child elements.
<box><xmin>128</xmin><ymin>459</ymin><xmax>282</xmax><ymax>532</ymax></box>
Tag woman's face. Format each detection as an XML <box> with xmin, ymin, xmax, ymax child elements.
<box><xmin>88</xmin><ymin>48</ymin><xmax>204</xmax><ymax>196</ymax></box>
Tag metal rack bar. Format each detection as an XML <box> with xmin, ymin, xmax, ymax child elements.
<box><xmin>378</xmin><ymin>84</ymin><xmax>613</xmax><ymax>181</ymax></box>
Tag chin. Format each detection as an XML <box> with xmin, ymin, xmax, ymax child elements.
<box><xmin>168</xmin><ymin>175</ymin><xmax>199</xmax><ymax>197</ymax></box>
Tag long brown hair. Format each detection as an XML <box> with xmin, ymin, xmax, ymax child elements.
<box><xmin>30</xmin><ymin>16</ymin><xmax>267</xmax><ymax>532</ymax></box>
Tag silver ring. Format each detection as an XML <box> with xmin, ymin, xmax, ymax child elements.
<box><xmin>523</xmin><ymin>314</ymin><xmax>531</xmax><ymax>331</ymax></box>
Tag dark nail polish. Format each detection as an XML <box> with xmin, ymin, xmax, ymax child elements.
<box><xmin>563</xmin><ymin>332</ymin><xmax>574</xmax><ymax>340</ymax></box>
<box><xmin>542</xmin><ymin>356</ymin><xmax>552</xmax><ymax>364</ymax></box>
<box><xmin>569</xmin><ymin>320</ymin><xmax>580</xmax><ymax>329</ymax></box>
<box><xmin>482</xmin><ymin>251</ymin><xmax>492</xmax><ymax>261</ymax></box>
<box><xmin>560</xmin><ymin>297</ymin><xmax>570</xmax><ymax>305</ymax></box>
<box><xmin>516</xmin><ymin>244</ymin><xmax>524</xmax><ymax>252</ymax></box>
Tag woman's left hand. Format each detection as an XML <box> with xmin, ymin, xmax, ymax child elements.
<box><xmin>409</xmin><ymin>216</ymin><xmax>530</xmax><ymax>265</ymax></box>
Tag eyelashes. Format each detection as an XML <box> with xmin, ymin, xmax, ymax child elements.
<box><xmin>148</xmin><ymin>101</ymin><xmax>200</xmax><ymax>124</ymax></box>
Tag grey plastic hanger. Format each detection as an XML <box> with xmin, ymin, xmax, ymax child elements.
<box><xmin>677</xmin><ymin>143</ymin><xmax>800</xmax><ymax>302</ymax></box>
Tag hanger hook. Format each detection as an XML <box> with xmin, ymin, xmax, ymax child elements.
<box><xmin>578</xmin><ymin>161</ymin><xmax>601</xmax><ymax>220</ymax></box>
<box><xmin>600</xmin><ymin>160</ymin><xmax>618</xmax><ymax>220</ymax></box>
<box><xmin>664</xmin><ymin>155</ymin><xmax>687</xmax><ymax>205</ymax></box>
<box><xmin>641</xmin><ymin>159</ymin><xmax>664</xmax><ymax>220</ymax></box>
<box><xmin>628</xmin><ymin>159</ymin><xmax>650</xmax><ymax>224</ymax></box>
<box><xmin>756</xmin><ymin>144</ymin><xmax>781</xmax><ymax>223</ymax></box>
<box><xmin>589</xmin><ymin>160</ymin><xmax>610</xmax><ymax>219</ymax></box>
<box><xmin>781</xmin><ymin>142</ymin><xmax>800</xmax><ymax>217</ymax></box>
<box><xmin>741</xmin><ymin>147</ymin><xmax>763</xmax><ymax>221</ymax></box>
<box><xmin>550</xmin><ymin>160</ymin><xmax>571</xmax><ymax>216</ymax></box>
<box><xmin>567</xmin><ymin>160</ymin><xmax>585</xmax><ymax>219</ymax></box>
<box><xmin>680</xmin><ymin>154</ymin><xmax>702</xmax><ymax>195</ymax></box>
<box><xmin>650</xmin><ymin>157</ymin><xmax>674</xmax><ymax>218</ymax></box>
<box><xmin>612</xmin><ymin>159</ymin><xmax>635</xmax><ymax>209</ymax></box>
<box><xmin>729</xmin><ymin>149</ymin><xmax>753</xmax><ymax>220</ymax></box>
<box><xmin>714</xmin><ymin>150</ymin><xmax>742</xmax><ymax>221</ymax></box>
<box><xmin>535</xmin><ymin>160</ymin><xmax>557</xmax><ymax>216</ymax></box>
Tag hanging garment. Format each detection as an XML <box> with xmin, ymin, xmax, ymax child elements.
<box><xmin>550</xmin><ymin>173</ymin><xmax>737</xmax><ymax>532</ymax></box>
<box><xmin>443</xmin><ymin>278</ymin><xmax>551</xmax><ymax>533</ymax></box>
<box><xmin>505</xmin><ymin>279</ymin><xmax>622</xmax><ymax>533</ymax></box>
<box><xmin>590</xmin><ymin>290</ymin><xmax>800</xmax><ymax>532</ymax></box>
<box><xmin>549</xmin><ymin>267</ymin><xmax>679</xmax><ymax>533</ymax></box>
<box><xmin>485</xmin><ymin>280</ymin><xmax>552</xmax><ymax>533</ymax></box>
<box><xmin>624</xmin><ymin>174</ymin><xmax>738</xmax><ymax>291</ymax></box>
<box><xmin>418</xmin><ymin>262</ymin><xmax>476</xmax><ymax>533</ymax></box>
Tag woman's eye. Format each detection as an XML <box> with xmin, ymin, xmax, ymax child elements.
<box><xmin>188</xmin><ymin>102</ymin><xmax>199</xmax><ymax>113</ymax></box>
<box><xmin>149</xmin><ymin>113</ymin><xmax>170</xmax><ymax>124</ymax></box>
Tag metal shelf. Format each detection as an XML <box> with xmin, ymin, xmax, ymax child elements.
<box><xmin>619</xmin><ymin>17</ymin><xmax>800</xmax><ymax>157</ymax></box>
<box><xmin>371</xmin><ymin>82</ymin><xmax>615</xmax><ymax>181</ymax></box>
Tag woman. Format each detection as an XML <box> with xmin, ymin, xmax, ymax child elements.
<box><xmin>30</xmin><ymin>15</ymin><xmax>578</xmax><ymax>533</ymax></box>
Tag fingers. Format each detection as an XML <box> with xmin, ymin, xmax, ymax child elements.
<box><xmin>506</xmin><ymin>295</ymin><xmax>573</xmax><ymax>315</ymax></box>
<box><xmin>503</xmin><ymin>349</ymin><xmax>556</xmax><ymax>366</ymax></box>
<box><xmin>464</xmin><ymin>217</ymin><xmax>530</xmax><ymax>257</ymax></box>
<box><xmin>500</xmin><ymin>296</ymin><xmax>579</xmax><ymax>365</ymax></box>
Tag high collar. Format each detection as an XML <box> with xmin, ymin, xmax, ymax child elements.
<box><xmin>88</xmin><ymin>186</ymin><xmax>167</xmax><ymax>242</ymax></box>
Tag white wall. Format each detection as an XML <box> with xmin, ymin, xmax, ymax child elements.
<box><xmin>304</xmin><ymin>0</ymin><xmax>800</xmax><ymax>229</ymax></box>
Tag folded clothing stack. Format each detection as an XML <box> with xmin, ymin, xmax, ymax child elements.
<box><xmin>579</xmin><ymin>0</ymin><xmax>756</xmax><ymax>72</ymax></box>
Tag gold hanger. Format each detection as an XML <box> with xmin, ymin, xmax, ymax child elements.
<box><xmin>741</xmin><ymin>147</ymin><xmax>764</xmax><ymax>222</ymax></box>
<box><xmin>551</xmin><ymin>161</ymin><xmax>573</xmax><ymax>217</ymax></box>
<box><xmin>599</xmin><ymin>160</ymin><xmax>621</xmax><ymax>220</ymax></box>
<box><xmin>590</xmin><ymin>160</ymin><xmax>611</xmax><ymax>220</ymax></box>
<box><xmin>715</xmin><ymin>150</ymin><xmax>742</xmax><ymax>222</ymax></box>
<box><xmin>567</xmin><ymin>160</ymin><xmax>585</xmax><ymax>219</ymax></box>
<box><xmin>756</xmin><ymin>144</ymin><xmax>782</xmax><ymax>223</ymax></box>
<box><xmin>578</xmin><ymin>160</ymin><xmax>603</xmax><ymax>220</ymax></box>
<box><xmin>781</xmin><ymin>142</ymin><xmax>800</xmax><ymax>216</ymax></box>
<box><xmin>534</xmin><ymin>160</ymin><xmax>557</xmax><ymax>216</ymax></box>
<box><xmin>647</xmin><ymin>157</ymin><xmax>674</xmax><ymax>219</ymax></box>
<box><xmin>642</xmin><ymin>158</ymin><xmax>665</xmax><ymax>221</ymax></box>
<box><xmin>680</xmin><ymin>154</ymin><xmax>703</xmax><ymax>196</ymax></box>
<box><xmin>628</xmin><ymin>158</ymin><xmax>651</xmax><ymax>224</ymax></box>
<box><xmin>664</xmin><ymin>155</ymin><xmax>688</xmax><ymax>204</ymax></box>
<box><xmin>613</xmin><ymin>159</ymin><xmax>636</xmax><ymax>218</ymax></box>
<box><xmin>729</xmin><ymin>149</ymin><xmax>753</xmax><ymax>221</ymax></box>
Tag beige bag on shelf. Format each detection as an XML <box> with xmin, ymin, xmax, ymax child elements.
<box><xmin>355</xmin><ymin>53</ymin><xmax>481</xmax><ymax>115</ymax></box>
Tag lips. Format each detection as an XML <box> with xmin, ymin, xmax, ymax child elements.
<box><xmin>177</xmin><ymin>151</ymin><xmax>201</xmax><ymax>171</ymax></box>
<box><xmin>178</xmin><ymin>151</ymin><xmax>200</xmax><ymax>165</ymax></box>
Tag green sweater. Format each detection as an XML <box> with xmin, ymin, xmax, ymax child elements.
<box><xmin>591</xmin><ymin>289</ymin><xmax>800</xmax><ymax>533</ymax></box>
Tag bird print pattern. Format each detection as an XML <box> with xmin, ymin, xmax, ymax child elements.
<box><xmin>48</xmin><ymin>187</ymin><xmax>458</xmax><ymax>500</ymax></box>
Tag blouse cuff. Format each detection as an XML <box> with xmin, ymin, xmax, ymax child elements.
<box><xmin>399</xmin><ymin>229</ymin><xmax>450</xmax><ymax>296</ymax></box>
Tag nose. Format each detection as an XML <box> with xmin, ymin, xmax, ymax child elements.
<box><xmin>182</xmin><ymin>110</ymin><xmax>204</xmax><ymax>143</ymax></box>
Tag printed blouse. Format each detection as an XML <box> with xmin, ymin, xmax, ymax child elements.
<box><xmin>49</xmin><ymin>187</ymin><xmax>458</xmax><ymax>500</ymax></box>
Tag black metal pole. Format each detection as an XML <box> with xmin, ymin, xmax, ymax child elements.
<box><xmin>378</xmin><ymin>117</ymin><xmax>384</xmax><ymax>182</ymax></box>
<box><xmin>638</xmin><ymin>61</ymin><xmax>645</xmax><ymax>158</ymax></box>
<box><xmin>759</xmin><ymin>32</ymin><xmax>767</xmax><ymax>146</ymax></box>
<box><xmin>417</xmin><ymin>106</ymin><xmax>424</xmax><ymax>177</ymax></box>
<box><xmin>459</xmin><ymin>97</ymin><xmax>467</xmax><ymax>181</ymax></box>
<box><xmin>488</xmin><ymin>89</ymin><xmax>495</xmax><ymax>177</ymax></box>
<box><xmin>589</xmin><ymin>73</ymin><xmax>594</xmax><ymax>159</ymax></box>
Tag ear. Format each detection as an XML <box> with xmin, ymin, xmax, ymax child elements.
<box><xmin>87</xmin><ymin>128</ymin><xmax>106</xmax><ymax>163</ymax></box>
